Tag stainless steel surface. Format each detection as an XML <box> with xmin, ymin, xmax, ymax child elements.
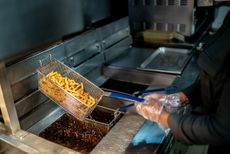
<box><xmin>0</xmin><ymin>139</ymin><xmax>28</xmax><ymax>154</ymax></box>
<box><xmin>92</xmin><ymin>113</ymin><xmax>145</xmax><ymax>154</ymax></box>
<box><xmin>15</xmin><ymin>90</ymin><xmax>48</xmax><ymax>119</ymax></box>
<box><xmin>128</xmin><ymin>0</ymin><xmax>195</xmax><ymax>36</ymax></box>
<box><xmin>20</xmin><ymin>100</ymin><xmax>59</xmax><ymax>130</ymax></box>
<box><xmin>139</xmin><ymin>47</ymin><xmax>192</xmax><ymax>74</ymax></box>
<box><xmin>75</xmin><ymin>53</ymin><xmax>105</xmax><ymax>76</ymax></box>
<box><xmin>0</xmin><ymin>0</ymin><xmax>83</xmax><ymax>62</ymax></box>
<box><xmin>102</xmin><ymin>27</ymin><xmax>130</xmax><ymax>49</ymax></box>
<box><xmin>104</xmin><ymin>37</ymin><xmax>133</xmax><ymax>63</ymax></box>
<box><xmin>7</xmin><ymin>45</ymin><xmax>66</xmax><ymax>102</ymax></box>
<box><xmin>64</xmin><ymin>30</ymin><xmax>101</xmax><ymax>68</ymax></box>
<box><xmin>103</xmin><ymin>65</ymin><xmax>176</xmax><ymax>86</ymax></box>
<box><xmin>83</xmin><ymin>65</ymin><xmax>109</xmax><ymax>86</ymax></box>
<box><xmin>103</xmin><ymin>44</ymin><xmax>195</xmax><ymax>90</ymax></box>
<box><xmin>0</xmin><ymin>63</ymin><xmax>20</xmax><ymax>134</ymax></box>
<box><xmin>0</xmin><ymin>133</ymin><xmax>36</xmax><ymax>154</ymax></box>
<box><xmin>0</xmin><ymin>128</ymin><xmax>79</xmax><ymax>153</ymax></box>
<box><xmin>105</xmin><ymin>46</ymin><xmax>154</xmax><ymax>67</ymax></box>
<box><xmin>98</xmin><ymin>17</ymin><xmax>130</xmax><ymax>50</ymax></box>
<box><xmin>28</xmin><ymin>107</ymin><xmax>65</xmax><ymax>135</ymax></box>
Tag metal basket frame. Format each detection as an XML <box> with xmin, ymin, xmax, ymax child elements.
<box><xmin>37</xmin><ymin>56</ymin><xmax>104</xmax><ymax>121</ymax></box>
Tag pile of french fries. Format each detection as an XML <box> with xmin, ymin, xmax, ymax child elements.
<box><xmin>46</xmin><ymin>71</ymin><xmax>96</xmax><ymax>106</ymax></box>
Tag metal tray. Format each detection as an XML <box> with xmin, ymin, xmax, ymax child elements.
<box><xmin>138</xmin><ymin>47</ymin><xmax>192</xmax><ymax>74</ymax></box>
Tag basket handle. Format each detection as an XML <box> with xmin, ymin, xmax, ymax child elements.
<box><xmin>38</xmin><ymin>54</ymin><xmax>53</xmax><ymax>67</ymax></box>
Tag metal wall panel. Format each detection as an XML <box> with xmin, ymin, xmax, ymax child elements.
<box><xmin>15</xmin><ymin>91</ymin><xmax>48</xmax><ymax>119</ymax></box>
<box><xmin>7</xmin><ymin>45</ymin><xmax>66</xmax><ymax>85</ymax></box>
<box><xmin>104</xmin><ymin>37</ymin><xmax>133</xmax><ymax>63</ymax></box>
<box><xmin>19</xmin><ymin>100</ymin><xmax>59</xmax><ymax>130</ymax></box>
<box><xmin>128</xmin><ymin>0</ymin><xmax>195</xmax><ymax>36</ymax></box>
<box><xmin>98</xmin><ymin>17</ymin><xmax>130</xmax><ymax>49</ymax></box>
<box><xmin>64</xmin><ymin>30</ymin><xmax>101</xmax><ymax>67</ymax></box>
<box><xmin>0</xmin><ymin>0</ymin><xmax>83</xmax><ymax>61</ymax></box>
<box><xmin>75</xmin><ymin>53</ymin><xmax>104</xmax><ymax>76</ymax></box>
<box><xmin>7</xmin><ymin>45</ymin><xmax>66</xmax><ymax>101</ymax></box>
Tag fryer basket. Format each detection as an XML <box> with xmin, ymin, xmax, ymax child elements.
<box><xmin>37</xmin><ymin>56</ymin><xmax>104</xmax><ymax>121</ymax></box>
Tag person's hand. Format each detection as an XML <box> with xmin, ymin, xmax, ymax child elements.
<box><xmin>143</xmin><ymin>93</ymin><xmax>166</xmax><ymax>100</ymax></box>
<box><xmin>144</xmin><ymin>92</ymin><xmax>189</xmax><ymax>104</ymax></box>
<box><xmin>135</xmin><ymin>97</ymin><xmax>163</xmax><ymax>122</ymax></box>
<box><xmin>143</xmin><ymin>92</ymin><xmax>189</xmax><ymax>112</ymax></box>
<box><xmin>177</xmin><ymin>92</ymin><xmax>189</xmax><ymax>104</ymax></box>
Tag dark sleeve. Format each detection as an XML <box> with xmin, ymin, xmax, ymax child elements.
<box><xmin>181</xmin><ymin>77</ymin><xmax>201</xmax><ymax>107</ymax></box>
<box><xmin>168</xmin><ymin>76</ymin><xmax>230</xmax><ymax>145</ymax></box>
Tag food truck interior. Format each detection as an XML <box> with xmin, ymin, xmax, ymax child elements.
<box><xmin>0</xmin><ymin>0</ymin><xmax>229</xmax><ymax>153</ymax></box>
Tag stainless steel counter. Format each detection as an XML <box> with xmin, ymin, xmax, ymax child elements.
<box><xmin>92</xmin><ymin>112</ymin><xmax>145</xmax><ymax>154</ymax></box>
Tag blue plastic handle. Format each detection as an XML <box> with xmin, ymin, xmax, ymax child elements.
<box><xmin>117</xmin><ymin>103</ymin><xmax>135</xmax><ymax>111</ymax></box>
<box><xmin>110</xmin><ymin>92</ymin><xmax>145</xmax><ymax>102</ymax></box>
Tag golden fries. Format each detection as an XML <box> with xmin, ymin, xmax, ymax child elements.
<box><xmin>46</xmin><ymin>71</ymin><xmax>96</xmax><ymax>106</ymax></box>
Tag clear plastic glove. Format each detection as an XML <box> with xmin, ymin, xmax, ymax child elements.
<box><xmin>159</xmin><ymin>93</ymin><xmax>182</xmax><ymax>112</ymax></box>
<box><xmin>143</xmin><ymin>93</ymin><xmax>166</xmax><ymax>100</ymax></box>
<box><xmin>144</xmin><ymin>93</ymin><xmax>188</xmax><ymax>113</ymax></box>
<box><xmin>135</xmin><ymin>97</ymin><xmax>163</xmax><ymax>123</ymax></box>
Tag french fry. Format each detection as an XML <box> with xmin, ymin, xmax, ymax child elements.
<box><xmin>46</xmin><ymin>71</ymin><xmax>96</xmax><ymax>106</ymax></box>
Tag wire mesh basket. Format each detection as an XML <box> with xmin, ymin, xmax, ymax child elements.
<box><xmin>37</xmin><ymin>56</ymin><xmax>104</xmax><ymax>121</ymax></box>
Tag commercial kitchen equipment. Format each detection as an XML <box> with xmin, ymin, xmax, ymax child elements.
<box><xmin>0</xmin><ymin>0</ymin><xmax>227</xmax><ymax>153</ymax></box>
